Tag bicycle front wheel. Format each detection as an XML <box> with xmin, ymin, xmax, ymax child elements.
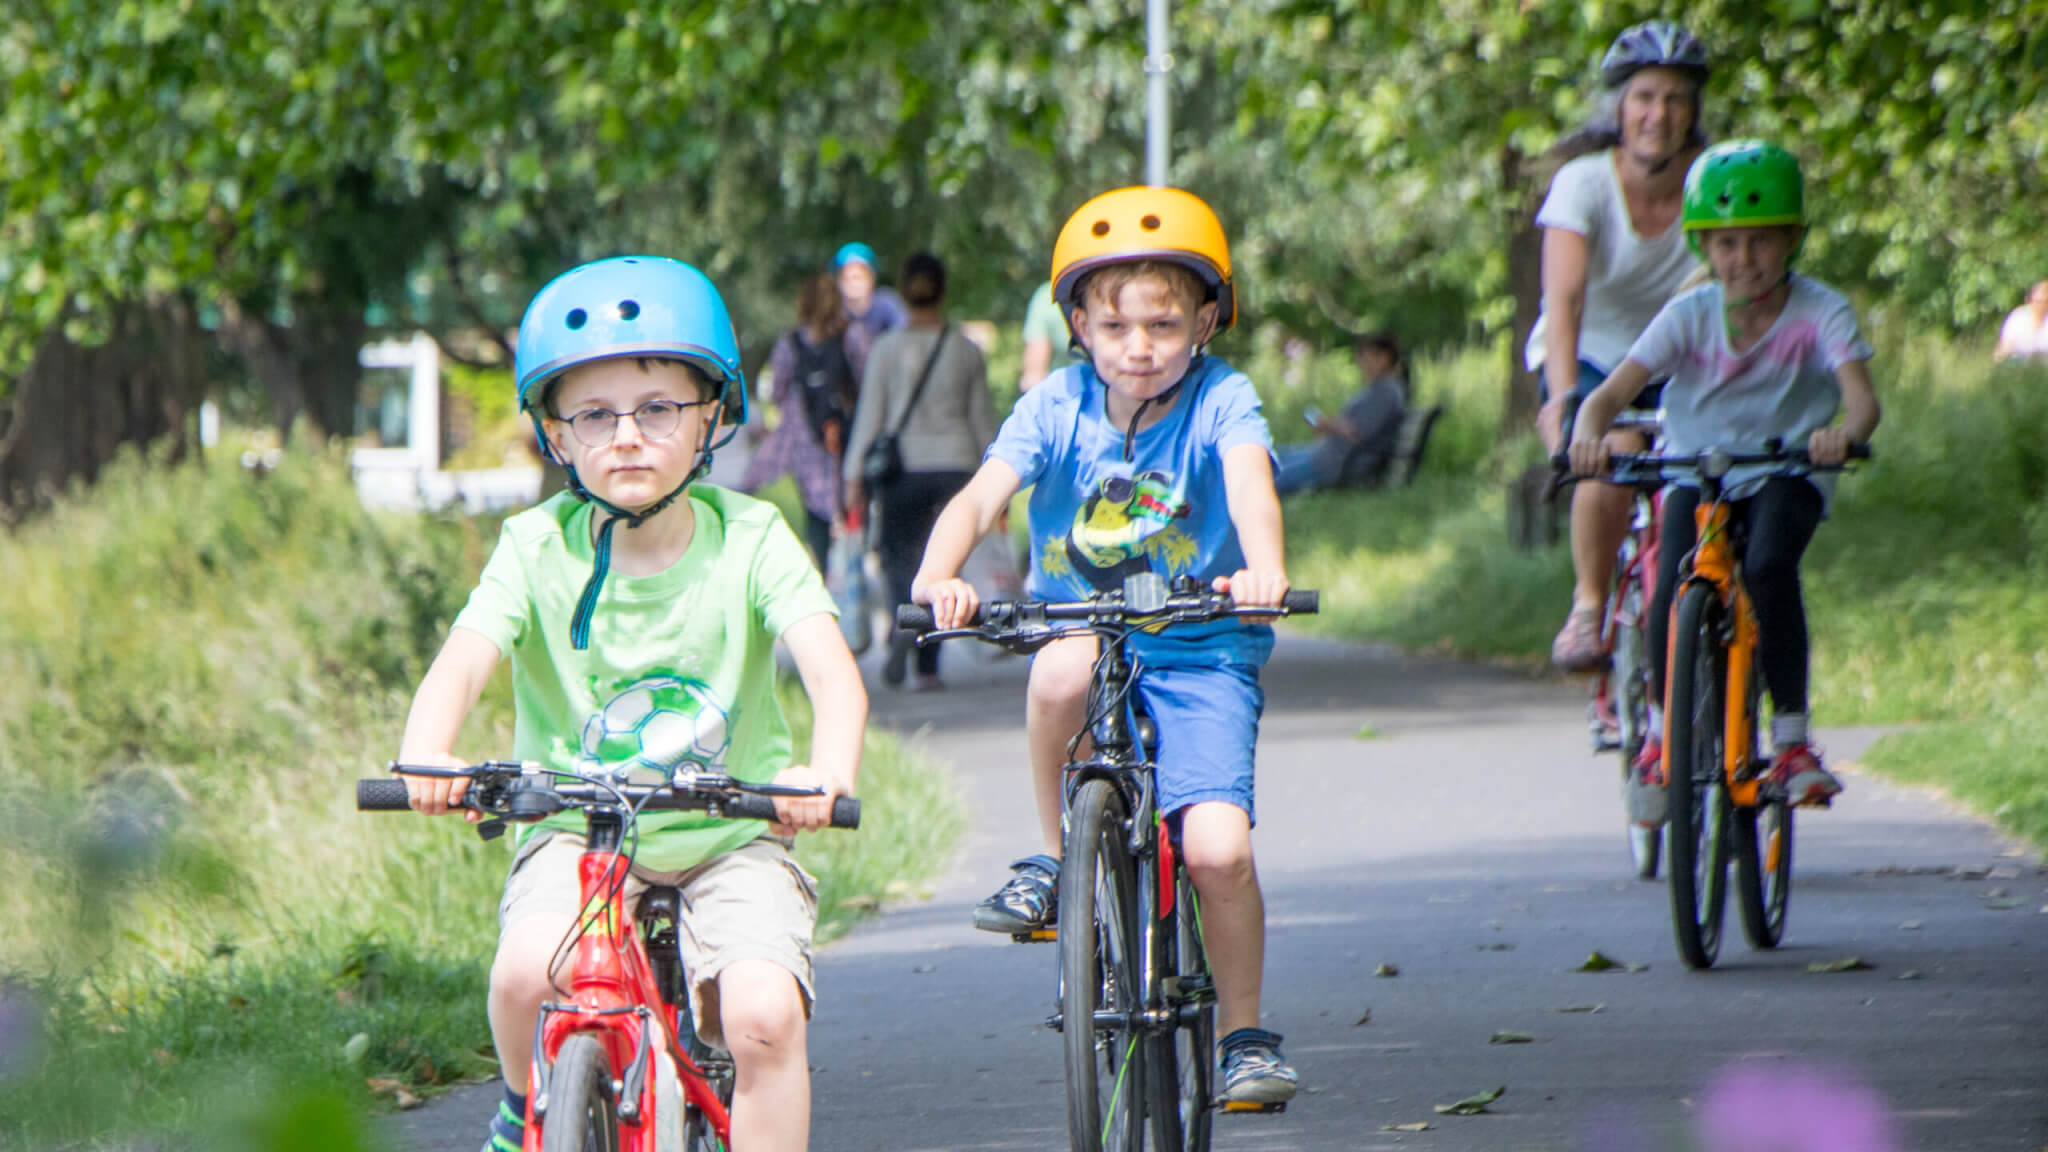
<box><xmin>541</xmin><ymin>1033</ymin><xmax>622</xmax><ymax>1152</ymax></box>
<box><xmin>1665</xmin><ymin>583</ymin><xmax>1732</xmax><ymax>970</ymax></box>
<box><xmin>1146</xmin><ymin>870</ymin><xmax>1214</xmax><ymax>1151</ymax></box>
<box><xmin>1735</xmin><ymin>798</ymin><xmax>1794</xmax><ymax>949</ymax></box>
<box><xmin>1061</xmin><ymin>778</ymin><xmax>1147</xmax><ymax>1152</ymax></box>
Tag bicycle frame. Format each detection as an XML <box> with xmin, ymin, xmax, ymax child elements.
<box><xmin>1671</xmin><ymin>489</ymin><xmax>1766</xmax><ymax>809</ymax></box>
<box><xmin>1593</xmin><ymin>485</ymin><xmax>1662</xmax><ymax>743</ymax></box>
<box><xmin>528</xmin><ymin>806</ymin><xmax>731</xmax><ymax>1151</ymax></box>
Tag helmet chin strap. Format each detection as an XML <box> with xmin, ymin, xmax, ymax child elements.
<box><xmin>542</xmin><ymin>403</ymin><xmax>725</xmax><ymax>651</ymax></box>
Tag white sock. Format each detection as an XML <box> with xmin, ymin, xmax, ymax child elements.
<box><xmin>1647</xmin><ymin>703</ymin><xmax>1663</xmax><ymax>741</ymax></box>
<box><xmin>1771</xmin><ymin>712</ymin><xmax>1809</xmax><ymax>751</ymax></box>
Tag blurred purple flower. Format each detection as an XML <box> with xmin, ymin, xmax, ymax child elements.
<box><xmin>1696</xmin><ymin>1063</ymin><xmax>1903</xmax><ymax>1152</ymax></box>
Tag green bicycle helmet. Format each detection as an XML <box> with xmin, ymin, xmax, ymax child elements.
<box><xmin>1682</xmin><ymin>140</ymin><xmax>1805</xmax><ymax>258</ymax></box>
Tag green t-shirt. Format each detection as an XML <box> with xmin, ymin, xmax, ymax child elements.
<box><xmin>452</xmin><ymin>486</ymin><xmax>838</xmax><ymax>872</ymax></box>
<box><xmin>1023</xmin><ymin>280</ymin><xmax>1071</xmax><ymax>350</ymax></box>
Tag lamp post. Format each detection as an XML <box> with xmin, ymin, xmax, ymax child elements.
<box><xmin>1145</xmin><ymin>0</ymin><xmax>1171</xmax><ymax>186</ymax></box>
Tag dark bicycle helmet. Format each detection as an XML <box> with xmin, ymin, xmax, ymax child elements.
<box><xmin>1600</xmin><ymin>20</ymin><xmax>1709</xmax><ymax>89</ymax></box>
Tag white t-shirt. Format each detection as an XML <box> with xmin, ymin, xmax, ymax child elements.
<box><xmin>1999</xmin><ymin>306</ymin><xmax>2048</xmax><ymax>359</ymax></box>
<box><xmin>1524</xmin><ymin>151</ymin><xmax>1701</xmax><ymax>375</ymax></box>
<box><xmin>1624</xmin><ymin>275</ymin><xmax>1874</xmax><ymax>506</ymax></box>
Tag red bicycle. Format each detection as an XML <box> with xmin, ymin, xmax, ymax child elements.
<box><xmin>358</xmin><ymin>761</ymin><xmax>859</xmax><ymax>1152</ymax></box>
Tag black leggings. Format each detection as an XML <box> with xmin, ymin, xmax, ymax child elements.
<box><xmin>877</xmin><ymin>469</ymin><xmax>975</xmax><ymax>677</ymax></box>
<box><xmin>1649</xmin><ymin>477</ymin><xmax>1823</xmax><ymax>716</ymax></box>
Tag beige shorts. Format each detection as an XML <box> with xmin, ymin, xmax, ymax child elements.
<box><xmin>498</xmin><ymin>830</ymin><xmax>818</xmax><ymax>1048</ymax></box>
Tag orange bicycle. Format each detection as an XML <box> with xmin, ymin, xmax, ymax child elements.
<box><xmin>1574</xmin><ymin>442</ymin><xmax>1867</xmax><ymax>968</ymax></box>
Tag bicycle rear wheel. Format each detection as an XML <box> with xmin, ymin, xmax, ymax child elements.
<box><xmin>1611</xmin><ymin>558</ymin><xmax>1662</xmax><ymax>881</ymax></box>
<box><xmin>1146</xmin><ymin>870</ymin><xmax>1214</xmax><ymax>1151</ymax></box>
<box><xmin>1061</xmin><ymin>778</ymin><xmax>1147</xmax><ymax>1152</ymax></box>
<box><xmin>541</xmin><ymin>1032</ymin><xmax>621</xmax><ymax>1152</ymax></box>
<box><xmin>1735</xmin><ymin>799</ymin><xmax>1794</xmax><ymax>949</ymax></box>
<box><xmin>1665</xmin><ymin>583</ymin><xmax>1732</xmax><ymax>970</ymax></box>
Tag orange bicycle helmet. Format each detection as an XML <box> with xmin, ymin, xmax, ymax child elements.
<box><xmin>1051</xmin><ymin>186</ymin><xmax>1235</xmax><ymax>333</ymax></box>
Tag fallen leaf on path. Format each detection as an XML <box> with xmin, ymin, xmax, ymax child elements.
<box><xmin>1898</xmin><ymin>920</ymin><xmax>1922</xmax><ymax>930</ymax></box>
<box><xmin>1382</xmin><ymin>1121</ymin><xmax>1432</xmax><ymax>1131</ymax></box>
<box><xmin>1434</xmin><ymin>1085</ymin><xmax>1505</xmax><ymax>1115</ymax></box>
<box><xmin>1578</xmin><ymin>951</ymin><xmax>1619</xmax><ymax>971</ymax></box>
<box><xmin>1556</xmin><ymin>1003</ymin><xmax>1603</xmax><ymax>1014</ymax></box>
<box><xmin>1895</xmin><ymin>970</ymin><xmax>1923</xmax><ymax>981</ymax></box>
<box><xmin>1374</xmin><ymin>963</ymin><xmax>1400</xmax><ymax>977</ymax></box>
<box><xmin>911</xmin><ymin>963</ymin><xmax>938</xmax><ymax>974</ymax></box>
<box><xmin>1354</xmin><ymin>723</ymin><xmax>1381</xmax><ymax>740</ymax></box>
<box><xmin>1984</xmin><ymin>898</ymin><xmax>2024</xmax><ymax>910</ymax></box>
<box><xmin>1474</xmin><ymin>942</ymin><xmax>1516</xmax><ymax>952</ymax></box>
<box><xmin>1807</xmin><ymin>957</ymin><xmax>1874</xmax><ymax>974</ymax></box>
<box><xmin>1489</xmin><ymin>1031</ymin><xmax>1534</xmax><ymax>1044</ymax></box>
<box><xmin>1353</xmin><ymin>1008</ymin><xmax>1372</xmax><ymax>1027</ymax></box>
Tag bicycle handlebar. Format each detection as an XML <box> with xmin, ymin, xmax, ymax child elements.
<box><xmin>1550</xmin><ymin>442</ymin><xmax>1871</xmax><ymax>491</ymax></box>
<box><xmin>357</xmin><ymin>763</ymin><xmax>861</xmax><ymax>829</ymax></box>
<box><xmin>894</xmin><ymin>587</ymin><xmax>1318</xmax><ymax>637</ymax></box>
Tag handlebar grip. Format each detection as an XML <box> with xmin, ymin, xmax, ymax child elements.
<box><xmin>895</xmin><ymin>603</ymin><xmax>935</xmax><ymax>632</ymax></box>
<box><xmin>357</xmin><ymin>778</ymin><xmax>414</xmax><ymax>811</ymax></box>
<box><xmin>1848</xmin><ymin>443</ymin><xmax>1873</xmax><ymax>460</ymax></box>
<box><xmin>1281</xmin><ymin>589</ymin><xmax>1319</xmax><ymax>615</ymax></box>
<box><xmin>720</xmin><ymin>792</ymin><xmax>863</xmax><ymax>829</ymax></box>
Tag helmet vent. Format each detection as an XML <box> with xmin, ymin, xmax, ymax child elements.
<box><xmin>1140</xmin><ymin>214</ymin><xmax>1162</xmax><ymax>231</ymax></box>
<box><xmin>566</xmin><ymin>308</ymin><xmax>588</xmax><ymax>330</ymax></box>
<box><xmin>618</xmin><ymin>300</ymin><xmax>641</xmax><ymax>321</ymax></box>
<box><xmin>1091</xmin><ymin>220</ymin><xmax>1111</xmax><ymax>238</ymax></box>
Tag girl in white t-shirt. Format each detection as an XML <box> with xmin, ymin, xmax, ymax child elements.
<box><xmin>1532</xmin><ymin>21</ymin><xmax>1713</xmax><ymax>674</ymax></box>
<box><xmin>1570</xmin><ymin>141</ymin><xmax>1881</xmax><ymax>810</ymax></box>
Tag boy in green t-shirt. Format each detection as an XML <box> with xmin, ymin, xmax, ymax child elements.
<box><xmin>398</xmin><ymin>257</ymin><xmax>867</xmax><ymax>1152</ymax></box>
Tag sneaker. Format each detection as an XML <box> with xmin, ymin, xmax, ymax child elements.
<box><xmin>1626</xmin><ymin>738</ymin><xmax>1667</xmax><ymax>826</ymax></box>
<box><xmin>1218</xmin><ymin>1028</ymin><xmax>1298</xmax><ymax>1105</ymax></box>
<box><xmin>1769</xmin><ymin>743</ymin><xmax>1842</xmax><ymax>807</ymax></box>
<box><xmin>481</xmin><ymin>1093</ymin><xmax>525</xmax><ymax>1152</ymax></box>
<box><xmin>1550</xmin><ymin>604</ymin><xmax>1605</xmax><ymax>673</ymax></box>
<box><xmin>972</xmin><ymin>855</ymin><xmax>1059</xmax><ymax>934</ymax></box>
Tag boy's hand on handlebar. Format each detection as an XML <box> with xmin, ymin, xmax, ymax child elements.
<box><xmin>913</xmin><ymin>575</ymin><xmax>980</xmax><ymax>630</ymax></box>
<box><xmin>1807</xmin><ymin>426</ymin><xmax>1853</xmax><ymax>467</ymax></box>
<box><xmin>768</xmin><ymin>764</ymin><xmax>846</xmax><ymax>835</ymax></box>
<box><xmin>1213</xmin><ymin>568</ymin><xmax>1290</xmax><ymax>609</ymax></box>
<box><xmin>402</xmin><ymin>753</ymin><xmax>484</xmax><ymax>822</ymax></box>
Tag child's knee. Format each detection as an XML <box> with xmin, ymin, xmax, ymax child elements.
<box><xmin>1178</xmin><ymin>805</ymin><xmax>1256</xmax><ymax>888</ymax></box>
<box><xmin>489</xmin><ymin>927</ymin><xmax>564</xmax><ymax>1011</ymax></box>
<box><xmin>717</xmin><ymin>961</ymin><xmax>807</xmax><ymax>1064</ymax></box>
<box><xmin>1027</xmin><ymin>636</ymin><xmax>1095</xmax><ymax>709</ymax></box>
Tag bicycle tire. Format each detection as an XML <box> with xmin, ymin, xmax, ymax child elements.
<box><xmin>1611</xmin><ymin>560</ymin><xmax>1662</xmax><ymax>881</ymax></box>
<box><xmin>541</xmin><ymin>1033</ymin><xmax>622</xmax><ymax>1152</ymax></box>
<box><xmin>1061</xmin><ymin>778</ymin><xmax>1146</xmax><ymax>1152</ymax></box>
<box><xmin>1146</xmin><ymin>870</ymin><xmax>1215</xmax><ymax>1152</ymax></box>
<box><xmin>1665</xmin><ymin>583</ymin><xmax>1732</xmax><ymax>970</ymax></box>
<box><xmin>1731</xmin><ymin>648</ymin><xmax>1794</xmax><ymax>950</ymax></box>
<box><xmin>1734</xmin><ymin>796</ymin><xmax>1794</xmax><ymax>949</ymax></box>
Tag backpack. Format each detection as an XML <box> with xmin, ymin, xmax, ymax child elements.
<box><xmin>791</xmin><ymin>330</ymin><xmax>855</xmax><ymax>448</ymax></box>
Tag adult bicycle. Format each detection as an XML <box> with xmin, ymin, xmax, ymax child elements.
<box><xmin>359</xmin><ymin>760</ymin><xmax>859</xmax><ymax>1151</ymax></box>
<box><xmin>1557</xmin><ymin>442</ymin><xmax>1866</xmax><ymax>969</ymax></box>
<box><xmin>899</xmin><ymin>573</ymin><xmax>1317</xmax><ymax>1151</ymax></box>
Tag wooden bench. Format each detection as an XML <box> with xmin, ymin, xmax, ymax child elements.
<box><xmin>1379</xmin><ymin>403</ymin><xmax>1441</xmax><ymax>488</ymax></box>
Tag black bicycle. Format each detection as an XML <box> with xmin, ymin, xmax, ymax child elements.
<box><xmin>900</xmin><ymin>573</ymin><xmax>1317</xmax><ymax>1152</ymax></box>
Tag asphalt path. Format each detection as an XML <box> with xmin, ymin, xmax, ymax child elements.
<box><xmin>387</xmin><ymin>630</ymin><xmax>2048</xmax><ymax>1152</ymax></box>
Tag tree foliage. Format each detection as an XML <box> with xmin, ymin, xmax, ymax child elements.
<box><xmin>2</xmin><ymin>0</ymin><xmax>2043</xmax><ymax>498</ymax></box>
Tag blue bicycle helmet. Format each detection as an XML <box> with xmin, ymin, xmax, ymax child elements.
<box><xmin>833</xmin><ymin>242</ymin><xmax>877</xmax><ymax>270</ymax></box>
<box><xmin>513</xmin><ymin>256</ymin><xmax>750</xmax><ymax>650</ymax></box>
<box><xmin>515</xmin><ymin>256</ymin><xmax>747</xmax><ymax>431</ymax></box>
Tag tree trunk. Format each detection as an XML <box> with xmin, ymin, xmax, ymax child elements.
<box><xmin>0</xmin><ymin>296</ymin><xmax>208</xmax><ymax>521</ymax></box>
<box><xmin>215</xmin><ymin>296</ymin><xmax>367</xmax><ymax>442</ymax></box>
<box><xmin>1502</xmin><ymin>142</ymin><xmax>1560</xmax><ymax>552</ymax></box>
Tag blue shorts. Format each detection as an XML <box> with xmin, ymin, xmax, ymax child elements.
<box><xmin>1135</xmin><ymin>661</ymin><xmax>1264</xmax><ymax>823</ymax></box>
<box><xmin>1539</xmin><ymin>359</ymin><xmax>1664</xmax><ymax>412</ymax></box>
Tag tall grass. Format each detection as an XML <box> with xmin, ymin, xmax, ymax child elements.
<box><xmin>0</xmin><ymin>442</ymin><xmax>962</xmax><ymax>1149</ymax></box>
<box><xmin>1268</xmin><ymin>329</ymin><xmax>2048</xmax><ymax>848</ymax></box>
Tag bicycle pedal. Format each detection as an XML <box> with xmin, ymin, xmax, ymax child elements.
<box><xmin>1220</xmin><ymin>1101</ymin><xmax>1287</xmax><ymax>1114</ymax></box>
<box><xmin>1011</xmin><ymin>927</ymin><xmax>1058</xmax><ymax>943</ymax></box>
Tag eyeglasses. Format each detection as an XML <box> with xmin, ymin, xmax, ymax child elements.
<box><xmin>553</xmin><ymin>398</ymin><xmax>714</xmax><ymax>447</ymax></box>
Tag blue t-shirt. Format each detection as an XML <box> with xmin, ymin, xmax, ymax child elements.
<box><xmin>985</xmin><ymin>356</ymin><xmax>1276</xmax><ymax>666</ymax></box>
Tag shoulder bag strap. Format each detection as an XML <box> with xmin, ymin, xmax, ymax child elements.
<box><xmin>889</xmin><ymin>325</ymin><xmax>950</xmax><ymax>437</ymax></box>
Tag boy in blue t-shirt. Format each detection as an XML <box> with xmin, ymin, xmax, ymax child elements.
<box><xmin>912</xmin><ymin>187</ymin><xmax>1298</xmax><ymax>1104</ymax></box>
<box><xmin>399</xmin><ymin>257</ymin><xmax>867</xmax><ymax>1152</ymax></box>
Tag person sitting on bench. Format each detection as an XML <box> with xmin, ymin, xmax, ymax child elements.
<box><xmin>1274</xmin><ymin>330</ymin><xmax>1408</xmax><ymax>495</ymax></box>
